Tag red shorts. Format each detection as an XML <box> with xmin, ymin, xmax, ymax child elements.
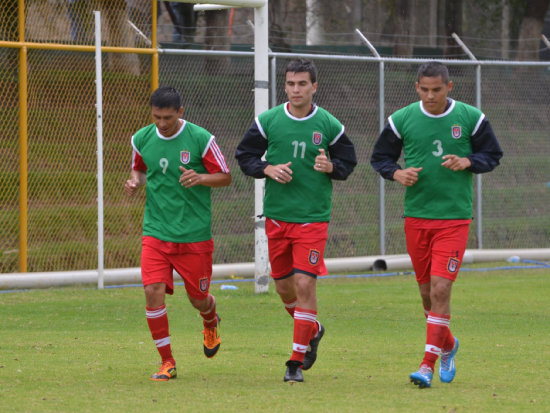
<box><xmin>265</xmin><ymin>219</ymin><xmax>328</xmax><ymax>279</ymax></box>
<box><xmin>404</xmin><ymin>218</ymin><xmax>471</xmax><ymax>284</ymax></box>
<box><xmin>140</xmin><ymin>236</ymin><xmax>214</xmax><ymax>299</ymax></box>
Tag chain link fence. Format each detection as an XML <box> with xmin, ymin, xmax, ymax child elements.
<box><xmin>1</xmin><ymin>2</ymin><xmax>549</xmax><ymax>274</ymax></box>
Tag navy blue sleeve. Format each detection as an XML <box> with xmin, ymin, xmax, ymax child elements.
<box><xmin>328</xmin><ymin>132</ymin><xmax>357</xmax><ymax>180</ymax></box>
<box><xmin>370</xmin><ymin>123</ymin><xmax>403</xmax><ymax>180</ymax></box>
<box><xmin>235</xmin><ymin>122</ymin><xmax>269</xmax><ymax>178</ymax></box>
<box><xmin>466</xmin><ymin>119</ymin><xmax>503</xmax><ymax>173</ymax></box>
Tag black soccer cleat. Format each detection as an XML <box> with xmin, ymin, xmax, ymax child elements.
<box><xmin>283</xmin><ymin>360</ymin><xmax>304</xmax><ymax>383</ymax></box>
<box><xmin>302</xmin><ymin>321</ymin><xmax>325</xmax><ymax>370</ymax></box>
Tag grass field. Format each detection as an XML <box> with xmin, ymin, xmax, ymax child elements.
<box><xmin>1</xmin><ymin>263</ymin><xmax>549</xmax><ymax>412</ymax></box>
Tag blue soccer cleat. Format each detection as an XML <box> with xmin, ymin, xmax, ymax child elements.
<box><xmin>410</xmin><ymin>365</ymin><xmax>433</xmax><ymax>388</ymax></box>
<box><xmin>439</xmin><ymin>337</ymin><xmax>459</xmax><ymax>383</ymax></box>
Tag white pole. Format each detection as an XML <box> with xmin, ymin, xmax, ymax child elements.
<box><xmin>253</xmin><ymin>1</ymin><xmax>270</xmax><ymax>293</ymax></box>
<box><xmin>94</xmin><ymin>11</ymin><xmax>105</xmax><ymax>289</ymax></box>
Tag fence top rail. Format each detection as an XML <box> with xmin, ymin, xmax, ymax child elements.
<box><xmin>0</xmin><ymin>40</ymin><xmax>154</xmax><ymax>54</ymax></box>
<box><xmin>160</xmin><ymin>47</ymin><xmax>550</xmax><ymax>67</ymax></box>
<box><xmin>268</xmin><ymin>51</ymin><xmax>550</xmax><ymax>67</ymax></box>
<box><xmin>1</xmin><ymin>40</ymin><xmax>549</xmax><ymax>67</ymax></box>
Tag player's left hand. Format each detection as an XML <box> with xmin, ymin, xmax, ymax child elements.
<box><xmin>314</xmin><ymin>149</ymin><xmax>333</xmax><ymax>174</ymax></box>
<box><xmin>441</xmin><ymin>155</ymin><xmax>471</xmax><ymax>171</ymax></box>
<box><xmin>179</xmin><ymin>166</ymin><xmax>202</xmax><ymax>188</ymax></box>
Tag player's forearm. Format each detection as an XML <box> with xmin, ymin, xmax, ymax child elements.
<box><xmin>328</xmin><ymin>158</ymin><xmax>356</xmax><ymax>180</ymax></box>
<box><xmin>467</xmin><ymin>152</ymin><xmax>502</xmax><ymax>173</ymax></box>
<box><xmin>327</xmin><ymin>133</ymin><xmax>357</xmax><ymax>180</ymax></box>
<box><xmin>236</xmin><ymin>155</ymin><xmax>269</xmax><ymax>178</ymax></box>
<box><xmin>131</xmin><ymin>170</ymin><xmax>146</xmax><ymax>186</ymax></box>
<box><xmin>200</xmin><ymin>172</ymin><xmax>232</xmax><ymax>187</ymax></box>
<box><xmin>235</xmin><ymin>123</ymin><xmax>269</xmax><ymax>178</ymax></box>
<box><xmin>467</xmin><ymin>120</ymin><xmax>503</xmax><ymax>173</ymax></box>
<box><xmin>370</xmin><ymin>125</ymin><xmax>403</xmax><ymax>180</ymax></box>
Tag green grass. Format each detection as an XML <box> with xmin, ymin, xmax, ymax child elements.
<box><xmin>1</xmin><ymin>264</ymin><xmax>549</xmax><ymax>412</ymax></box>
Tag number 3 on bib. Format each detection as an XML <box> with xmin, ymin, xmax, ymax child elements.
<box><xmin>432</xmin><ymin>140</ymin><xmax>443</xmax><ymax>157</ymax></box>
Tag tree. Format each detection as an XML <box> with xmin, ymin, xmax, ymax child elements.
<box><xmin>204</xmin><ymin>9</ymin><xmax>230</xmax><ymax>74</ymax></box>
<box><xmin>393</xmin><ymin>0</ymin><xmax>413</xmax><ymax>56</ymax></box>
<box><xmin>306</xmin><ymin>0</ymin><xmax>324</xmax><ymax>45</ymax></box>
<box><xmin>516</xmin><ymin>0</ymin><xmax>550</xmax><ymax>60</ymax></box>
<box><xmin>103</xmin><ymin>0</ymin><xmax>140</xmax><ymax>75</ymax></box>
<box><xmin>269</xmin><ymin>0</ymin><xmax>291</xmax><ymax>52</ymax></box>
<box><xmin>444</xmin><ymin>0</ymin><xmax>463</xmax><ymax>57</ymax></box>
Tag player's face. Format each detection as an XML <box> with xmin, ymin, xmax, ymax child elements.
<box><xmin>151</xmin><ymin>106</ymin><xmax>183</xmax><ymax>137</ymax></box>
<box><xmin>285</xmin><ymin>71</ymin><xmax>318</xmax><ymax>112</ymax></box>
<box><xmin>415</xmin><ymin>75</ymin><xmax>453</xmax><ymax>115</ymax></box>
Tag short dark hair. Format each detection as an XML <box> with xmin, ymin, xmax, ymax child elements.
<box><xmin>285</xmin><ymin>58</ymin><xmax>317</xmax><ymax>84</ymax></box>
<box><xmin>150</xmin><ymin>86</ymin><xmax>182</xmax><ymax>110</ymax></box>
<box><xmin>417</xmin><ymin>61</ymin><xmax>449</xmax><ymax>84</ymax></box>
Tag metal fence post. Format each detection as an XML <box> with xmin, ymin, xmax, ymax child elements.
<box><xmin>355</xmin><ymin>29</ymin><xmax>386</xmax><ymax>255</ymax></box>
<box><xmin>94</xmin><ymin>11</ymin><xmax>104</xmax><ymax>289</ymax></box>
<box><xmin>452</xmin><ymin>33</ymin><xmax>483</xmax><ymax>248</ymax></box>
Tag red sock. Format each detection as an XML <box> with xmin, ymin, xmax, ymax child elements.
<box><xmin>200</xmin><ymin>294</ymin><xmax>218</xmax><ymax>328</ymax></box>
<box><xmin>282</xmin><ymin>297</ymin><xmax>297</xmax><ymax>317</ymax></box>
<box><xmin>421</xmin><ymin>312</ymin><xmax>450</xmax><ymax>370</ymax></box>
<box><xmin>442</xmin><ymin>318</ymin><xmax>455</xmax><ymax>352</ymax></box>
<box><xmin>146</xmin><ymin>304</ymin><xmax>174</xmax><ymax>364</ymax></box>
<box><xmin>290</xmin><ymin>307</ymin><xmax>317</xmax><ymax>363</ymax></box>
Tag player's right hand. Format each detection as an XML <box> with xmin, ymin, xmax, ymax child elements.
<box><xmin>265</xmin><ymin>162</ymin><xmax>292</xmax><ymax>184</ymax></box>
<box><xmin>393</xmin><ymin>167</ymin><xmax>422</xmax><ymax>187</ymax></box>
<box><xmin>124</xmin><ymin>179</ymin><xmax>139</xmax><ymax>196</ymax></box>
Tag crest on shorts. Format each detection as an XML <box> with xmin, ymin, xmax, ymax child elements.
<box><xmin>199</xmin><ymin>277</ymin><xmax>208</xmax><ymax>292</ymax></box>
<box><xmin>451</xmin><ymin>125</ymin><xmax>462</xmax><ymax>139</ymax></box>
<box><xmin>312</xmin><ymin>132</ymin><xmax>322</xmax><ymax>145</ymax></box>
<box><xmin>309</xmin><ymin>249</ymin><xmax>320</xmax><ymax>265</ymax></box>
<box><xmin>180</xmin><ymin>150</ymin><xmax>191</xmax><ymax>164</ymax></box>
<box><xmin>447</xmin><ymin>258</ymin><xmax>459</xmax><ymax>273</ymax></box>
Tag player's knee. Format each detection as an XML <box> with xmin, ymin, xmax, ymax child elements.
<box><xmin>274</xmin><ymin>278</ymin><xmax>295</xmax><ymax>298</ymax></box>
<box><xmin>190</xmin><ymin>297</ymin><xmax>208</xmax><ymax>312</ymax></box>
<box><xmin>430</xmin><ymin>286</ymin><xmax>451</xmax><ymax>305</ymax></box>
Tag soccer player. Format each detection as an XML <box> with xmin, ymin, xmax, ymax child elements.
<box><xmin>235</xmin><ymin>58</ymin><xmax>357</xmax><ymax>383</ymax></box>
<box><xmin>124</xmin><ymin>86</ymin><xmax>231</xmax><ymax>381</ymax></box>
<box><xmin>370</xmin><ymin>61</ymin><xmax>503</xmax><ymax>388</ymax></box>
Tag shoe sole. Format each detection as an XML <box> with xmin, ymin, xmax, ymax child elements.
<box><xmin>204</xmin><ymin>343</ymin><xmax>221</xmax><ymax>358</ymax></box>
<box><xmin>410</xmin><ymin>374</ymin><xmax>431</xmax><ymax>388</ymax></box>
<box><xmin>410</xmin><ymin>379</ymin><xmax>430</xmax><ymax>388</ymax></box>
<box><xmin>410</xmin><ymin>378</ymin><xmax>430</xmax><ymax>388</ymax></box>
<box><xmin>150</xmin><ymin>376</ymin><xmax>175</xmax><ymax>381</ymax></box>
<box><xmin>150</xmin><ymin>370</ymin><xmax>177</xmax><ymax>381</ymax></box>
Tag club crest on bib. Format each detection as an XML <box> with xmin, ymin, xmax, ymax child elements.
<box><xmin>312</xmin><ymin>132</ymin><xmax>322</xmax><ymax>145</ymax></box>
<box><xmin>451</xmin><ymin>125</ymin><xmax>462</xmax><ymax>139</ymax></box>
<box><xmin>309</xmin><ymin>249</ymin><xmax>320</xmax><ymax>265</ymax></box>
<box><xmin>180</xmin><ymin>150</ymin><xmax>191</xmax><ymax>164</ymax></box>
<box><xmin>199</xmin><ymin>277</ymin><xmax>209</xmax><ymax>293</ymax></box>
<box><xmin>447</xmin><ymin>257</ymin><xmax>459</xmax><ymax>273</ymax></box>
